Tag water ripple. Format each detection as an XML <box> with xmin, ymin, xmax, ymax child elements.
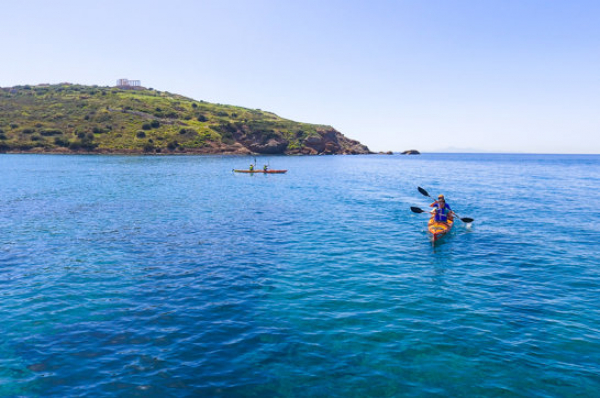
<box><xmin>1</xmin><ymin>154</ymin><xmax>600</xmax><ymax>396</ymax></box>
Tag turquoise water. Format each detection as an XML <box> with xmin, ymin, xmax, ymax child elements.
<box><xmin>1</xmin><ymin>153</ymin><xmax>599</xmax><ymax>397</ymax></box>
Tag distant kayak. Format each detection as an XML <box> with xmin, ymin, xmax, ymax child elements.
<box><xmin>233</xmin><ymin>169</ymin><xmax>287</xmax><ymax>174</ymax></box>
<box><xmin>428</xmin><ymin>217</ymin><xmax>454</xmax><ymax>243</ymax></box>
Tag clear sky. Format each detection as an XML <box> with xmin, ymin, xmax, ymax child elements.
<box><xmin>1</xmin><ymin>0</ymin><xmax>599</xmax><ymax>154</ymax></box>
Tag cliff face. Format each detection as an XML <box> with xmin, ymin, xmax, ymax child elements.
<box><xmin>0</xmin><ymin>84</ymin><xmax>371</xmax><ymax>155</ymax></box>
<box><xmin>228</xmin><ymin>125</ymin><xmax>370</xmax><ymax>155</ymax></box>
<box><xmin>299</xmin><ymin>128</ymin><xmax>371</xmax><ymax>155</ymax></box>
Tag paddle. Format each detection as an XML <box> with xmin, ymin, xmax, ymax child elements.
<box><xmin>416</xmin><ymin>187</ymin><xmax>474</xmax><ymax>223</ymax></box>
<box><xmin>417</xmin><ymin>186</ymin><xmax>432</xmax><ymax>199</ymax></box>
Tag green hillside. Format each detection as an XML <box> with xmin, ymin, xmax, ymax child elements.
<box><xmin>0</xmin><ymin>84</ymin><xmax>370</xmax><ymax>155</ymax></box>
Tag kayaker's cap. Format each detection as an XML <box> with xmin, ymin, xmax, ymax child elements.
<box><xmin>438</xmin><ymin>194</ymin><xmax>445</xmax><ymax>200</ymax></box>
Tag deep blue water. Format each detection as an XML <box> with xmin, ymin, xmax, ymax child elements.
<box><xmin>1</xmin><ymin>153</ymin><xmax>599</xmax><ymax>397</ymax></box>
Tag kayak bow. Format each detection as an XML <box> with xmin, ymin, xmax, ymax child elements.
<box><xmin>427</xmin><ymin>217</ymin><xmax>454</xmax><ymax>243</ymax></box>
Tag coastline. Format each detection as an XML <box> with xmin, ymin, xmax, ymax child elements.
<box><xmin>0</xmin><ymin>147</ymin><xmax>374</xmax><ymax>156</ymax></box>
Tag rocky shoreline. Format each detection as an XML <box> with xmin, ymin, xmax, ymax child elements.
<box><xmin>0</xmin><ymin>128</ymin><xmax>371</xmax><ymax>155</ymax></box>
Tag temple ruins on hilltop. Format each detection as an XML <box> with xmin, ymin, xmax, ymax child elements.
<box><xmin>116</xmin><ymin>79</ymin><xmax>143</xmax><ymax>90</ymax></box>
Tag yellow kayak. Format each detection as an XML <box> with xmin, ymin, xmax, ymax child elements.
<box><xmin>233</xmin><ymin>169</ymin><xmax>287</xmax><ymax>174</ymax></box>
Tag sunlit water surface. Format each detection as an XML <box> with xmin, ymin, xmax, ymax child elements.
<box><xmin>1</xmin><ymin>153</ymin><xmax>599</xmax><ymax>396</ymax></box>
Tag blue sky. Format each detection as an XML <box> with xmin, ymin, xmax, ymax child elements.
<box><xmin>1</xmin><ymin>0</ymin><xmax>599</xmax><ymax>153</ymax></box>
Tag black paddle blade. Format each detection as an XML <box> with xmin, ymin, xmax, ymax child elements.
<box><xmin>418</xmin><ymin>187</ymin><xmax>431</xmax><ymax>198</ymax></box>
<box><xmin>460</xmin><ymin>217</ymin><xmax>474</xmax><ymax>223</ymax></box>
<box><xmin>410</xmin><ymin>206</ymin><xmax>425</xmax><ymax>214</ymax></box>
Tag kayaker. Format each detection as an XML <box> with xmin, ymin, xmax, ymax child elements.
<box><xmin>430</xmin><ymin>194</ymin><xmax>454</xmax><ymax>223</ymax></box>
<box><xmin>249</xmin><ymin>164</ymin><xmax>254</xmax><ymax>171</ymax></box>
<box><xmin>263</xmin><ymin>164</ymin><xmax>268</xmax><ymax>172</ymax></box>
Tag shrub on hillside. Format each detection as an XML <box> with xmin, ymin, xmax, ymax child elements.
<box><xmin>211</xmin><ymin>122</ymin><xmax>237</xmax><ymax>135</ymax></box>
<box><xmin>179</xmin><ymin>128</ymin><xmax>197</xmax><ymax>136</ymax></box>
<box><xmin>69</xmin><ymin>138</ymin><xmax>97</xmax><ymax>151</ymax></box>
<box><xmin>137</xmin><ymin>131</ymin><xmax>146</xmax><ymax>138</ymax></box>
<box><xmin>220</xmin><ymin>131</ymin><xmax>235</xmax><ymax>145</ymax></box>
<box><xmin>54</xmin><ymin>137</ymin><xmax>70</xmax><ymax>147</ymax></box>
<box><xmin>167</xmin><ymin>141</ymin><xmax>179</xmax><ymax>150</ymax></box>
<box><xmin>41</xmin><ymin>129</ymin><xmax>63</xmax><ymax>136</ymax></box>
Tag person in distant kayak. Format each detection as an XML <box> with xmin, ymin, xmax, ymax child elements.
<box><xmin>249</xmin><ymin>164</ymin><xmax>254</xmax><ymax>171</ymax></box>
<box><xmin>430</xmin><ymin>194</ymin><xmax>454</xmax><ymax>223</ymax></box>
<box><xmin>263</xmin><ymin>164</ymin><xmax>268</xmax><ymax>172</ymax></box>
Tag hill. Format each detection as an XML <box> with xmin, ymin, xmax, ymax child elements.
<box><xmin>0</xmin><ymin>84</ymin><xmax>371</xmax><ymax>155</ymax></box>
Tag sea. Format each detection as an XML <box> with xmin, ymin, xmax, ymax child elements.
<box><xmin>1</xmin><ymin>153</ymin><xmax>599</xmax><ymax>397</ymax></box>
